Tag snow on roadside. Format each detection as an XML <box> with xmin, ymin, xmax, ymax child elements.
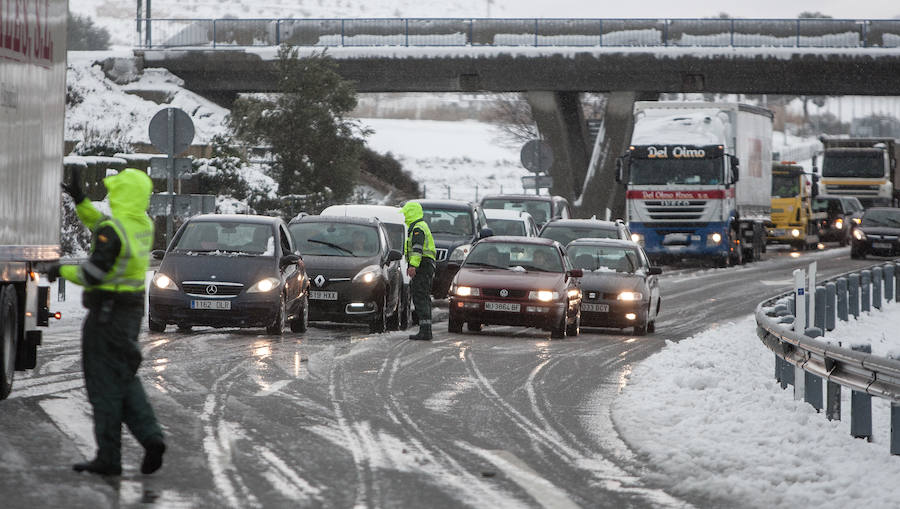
<box><xmin>608</xmin><ymin>314</ymin><xmax>900</xmax><ymax>509</ymax></box>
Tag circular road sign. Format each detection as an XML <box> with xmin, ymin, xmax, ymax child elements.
<box><xmin>149</xmin><ymin>107</ymin><xmax>195</xmax><ymax>155</ymax></box>
<box><xmin>520</xmin><ymin>139</ymin><xmax>554</xmax><ymax>173</ymax></box>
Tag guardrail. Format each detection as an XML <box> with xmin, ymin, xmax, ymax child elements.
<box><xmin>134</xmin><ymin>17</ymin><xmax>900</xmax><ymax>49</ymax></box>
<box><xmin>756</xmin><ymin>262</ymin><xmax>900</xmax><ymax>454</ymax></box>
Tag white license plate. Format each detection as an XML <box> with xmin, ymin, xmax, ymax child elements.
<box><xmin>310</xmin><ymin>291</ymin><xmax>338</xmax><ymax>300</ymax></box>
<box><xmin>873</xmin><ymin>242</ymin><xmax>892</xmax><ymax>249</ymax></box>
<box><xmin>581</xmin><ymin>303</ymin><xmax>609</xmax><ymax>313</ymax></box>
<box><xmin>190</xmin><ymin>300</ymin><xmax>231</xmax><ymax>310</ymax></box>
<box><xmin>485</xmin><ymin>302</ymin><xmax>521</xmax><ymax>312</ymax></box>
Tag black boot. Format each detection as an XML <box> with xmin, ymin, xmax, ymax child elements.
<box><xmin>141</xmin><ymin>440</ymin><xmax>166</xmax><ymax>475</ymax></box>
<box><xmin>73</xmin><ymin>459</ymin><xmax>122</xmax><ymax>476</ymax></box>
<box><xmin>408</xmin><ymin>323</ymin><xmax>433</xmax><ymax>341</ymax></box>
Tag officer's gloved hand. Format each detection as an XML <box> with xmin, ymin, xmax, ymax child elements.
<box><xmin>61</xmin><ymin>167</ymin><xmax>85</xmax><ymax>204</ymax></box>
<box><xmin>46</xmin><ymin>264</ymin><xmax>62</xmax><ymax>283</ymax></box>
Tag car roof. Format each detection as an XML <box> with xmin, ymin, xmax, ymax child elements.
<box><xmin>416</xmin><ymin>199</ymin><xmax>475</xmax><ymax>211</ymax></box>
<box><xmin>289</xmin><ymin>215</ymin><xmax>381</xmax><ymax>227</ymax></box>
<box><xmin>481</xmin><ymin>194</ymin><xmax>560</xmax><ymax>203</ymax></box>
<box><xmin>542</xmin><ymin>219</ymin><xmax>620</xmax><ymax>229</ymax></box>
<box><xmin>320</xmin><ymin>204</ymin><xmax>404</xmax><ymax>224</ymax></box>
<box><xmin>568</xmin><ymin>238</ymin><xmax>641</xmax><ymax>248</ymax></box>
<box><xmin>483</xmin><ymin>208</ymin><xmax>533</xmax><ymax>220</ymax></box>
<box><xmin>189</xmin><ymin>214</ymin><xmax>282</xmax><ymax>225</ymax></box>
<box><xmin>479</xmin><ymin>236</ymin><xmax>559</xmax><ymax>247</ymax></box>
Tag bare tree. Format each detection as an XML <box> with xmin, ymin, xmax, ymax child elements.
<box><xmin>485</xmin><ymin>93</ymin><xmax>538</xmax><ymax>146</ymax></box>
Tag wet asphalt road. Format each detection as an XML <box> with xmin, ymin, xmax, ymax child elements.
<box><xmin>0</xmin><ymin>246</ymin><xmax>882</xmax><ymax>509</ymax></box>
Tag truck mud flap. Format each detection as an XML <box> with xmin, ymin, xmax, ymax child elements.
<box><xmin>15</xmin><ymin>331</ymin><xmax>40</xmax><ymax>370</ymax></box>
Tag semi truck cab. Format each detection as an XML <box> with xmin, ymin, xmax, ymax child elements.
<box><xmin>767</xmin><ymin>163</ymin><xmax>824</xmax><ymax>250</ymax></box>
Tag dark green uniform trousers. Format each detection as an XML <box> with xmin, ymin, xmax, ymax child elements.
<box><xmin>82</xmin><ymin>301</ymin><xmax>163</xmax><ymax>468</ymax></box>
<box><xmin>410</xmin><ymin>259</ymin><xmax>435</xmax><ymax>329</ymax></box>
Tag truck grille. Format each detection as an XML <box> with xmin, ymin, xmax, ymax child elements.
<box><xmin>644</xmin><ymin>200</ymin><xmax>707</xmax><ymax>221</ymax></box>
<box><xmin>824</xmin><ymin>185</ymin><xmax>880</xmax><ymax>196</ymax></box>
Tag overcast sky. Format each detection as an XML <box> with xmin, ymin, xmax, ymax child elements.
<box><xmin>498</xmin><ymin>1</ymin><xmax>898</xmax><ymax>20</ymax></box>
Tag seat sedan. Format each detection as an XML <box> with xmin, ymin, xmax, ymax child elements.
<box><xmin>539</xmin><ymin>218</ymin><xmax>632</xmax><ymax>246</ymax></box>
<box><xmin>447</xmin><ymin>237</ymin><xmax>582</xmax><ymax>339</ymax></box>
<box><xmin>288</xmin><ymin>215</ymin><xmax>404</xmax><ymax>333</ymax></box>
<box><xmin>149</xmin><ymin>214</ymin><xmax>308</xmax><ymax>335</ymax></box>
<box><xmin>568</xmin><ymin>238</ymin><xmax>661</xmax><ymax>336</ymax></box>
<box><xmin>850</xmin><ymin>207</ymin><xmax>900</xmax><ymax>259</ymax></box>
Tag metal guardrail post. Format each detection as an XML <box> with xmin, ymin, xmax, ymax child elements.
<box><xmin>849</xmin><ymin>273</ymin><xmax>860</xmax><ymax>318</ymax></box>
<box><xmin>212</xmin><ymin>19</ymin><xmax>216</xmax><ymax>48</ymax></box>
<box><xmin>275</xmin><ymin>19</ymin><xmax>280</xmax><ymax>46</ymax></box>
<box><xmin>794</xmin><ymin>362</ymin><xmax>805</xmax><ymax>401</ymax></box>
<box><xmin>873</xmin><ymin>266</ymin><xmax>883</xmax><ymax>310</ymax></box>
<box><xmin>825</xmin><ymin>282</ymin><xmax>836</xmax><ymax>331</ymax></box>
<box><xmin>804</xmin><ymin>327</ymin><xmax>824</xmax><ymax>411</ymax></box>
<box><xmin>861</xmin><ymin>270</ymin><xmax>871</xmax><ymax>313</ymax></box>
<box><xmin>893</xmin><ymin>403</ymin><xmax>900</xmax><ymax>455</ymax></box>
<box><xmin>468</xmin><ymin>19</ymin><xmax>473</xmax><ymax>46</ymax></box>
<box><xmin>534</xmin><ymin>19</ymin><xmax>539</xmax><ymax>47</ymax></box>
<box><xmin>851</xmin><ymin>343</ymin><xmax>873</xmax><ymax>441</ymax></box>
<box><xmin>730</xmin><ymin>18</ymin><xmax>735</xmax><ymax>47</ymax></box>
<box><xmin>814</xmin><ymin>286</ymin><xmax>826</xmax><ymax>331</ymax></box>
<box><xmin>886</xmin><ymin>264</ymin><xmax>895</xmax><ymax>301</ymax></box>
<box><xmin>836</xmin><ymin>277</ymin><xmax>848</xmax><ymax>321</ymax></box>
<box><xmin>827</xmin><ymin>380</ymin><xmax>841</xmax><ymax>421</ymax></box>
<box><xmin>341</xmin><ymin>19</ymin><xmax>345</xmax><ymax>46</ymax></box>
<box><xmin>796</xmin><ymin>19</ymin><xmax>801</xmax><ymax>47</ymax></box>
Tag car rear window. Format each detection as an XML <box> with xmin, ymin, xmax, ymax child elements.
<box><xmin>482</xmin><ymin>199</ymin><xmax>552</xmax><ymax>225</ymax></box>
<box><xmin>173</xmin><ymin>222</ymin><xmax>275</xmax><ymax>255</ymax></box>
<box><xmin>540</xmin><ymin>225</ymin><xmax>618</xmax><ymax>246</ymax></box>
<box><xmin>487</xmin><ymin>218</ymin><xmax>526</xmax><ymax>237</ymax></box>
<box><xmin>289</xmin><ymin>222</ymin><xmax>381</xmax><ymax>257</ymax></box>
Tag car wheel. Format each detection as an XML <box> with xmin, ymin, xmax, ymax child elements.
<box><xmin>467</xmin><ymin>321</ymin><xmax>482</xmax><ymax>332</ymax></box>
<box><xmin>387</xmin><ymin>291</ymin><xmax>401</xmax><ymax>331</ymax></box>
<box><xmin>0</xmin><ymin>285</ymin><xmax>19</xmax><ymax>400</ymax></box>
<box><xmin>647</xmin><ymin>320</ymin><xmax>656</xmax><ymax>333</ymax></box>
<box><xmin>550</xmin><ymin>315</ymin><xmax>566</xmax><ymax>339</ymax></box>
<box><xmin>448</xmin><ymin>312</ymin><xmax>463</xmax><ymax>334</ymax></box>
<box><xmin>176</xmin><ymin>323</ymin><xmax>192</xmax><ymax>333</ymax></box>
<box><xmin>369</xmin><ymin>294</ymin><xmax>387</xmax><ymax>334</ymax></box>
<box><xmin>290</xmin><ymin>294</ymin><xmax>309</xmax><ymax>333</ymax></box>
<box><xmin>267</xmin><ymin>295</ymin><xmax>286</xmax><ymax>336</ymax></box>
<box><xmin>399</xmin><ymin>287</ymin><xmax>412</xmax><ymax>330</ymax></box>
<box><xmin>148</xmin><ymin>319</ymin><xmax>166</xmax><ymax>333</ymax></box>
<box><xmin>565</xmin><ymin>311</ymin><xmax>580</xmax><ymax>337</ymax></box>
<box><xmin>633</xmin><ymin>319</ymin><xmax>648</xmax><ymax>336</ymax></box>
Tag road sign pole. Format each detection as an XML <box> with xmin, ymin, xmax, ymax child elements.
<box><xmin>166</xmin><ymin>108</ymin><xmax>175</xmax><ymax>248</ymax></box>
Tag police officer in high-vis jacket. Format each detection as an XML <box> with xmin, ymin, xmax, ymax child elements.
<box><xmin>48</xmin><ymin>168</ymin><xmax>165</xmax><ymax>476</ymax></box>
<box><xmin>401</xmin><ymin>201</ymin><xmax>436</xmax><ymax>341</ymax></box>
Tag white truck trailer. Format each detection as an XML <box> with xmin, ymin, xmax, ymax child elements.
<box><xmin>616</xmin><ymin>102</ymin><xmax>773</xmax><ymax>266</ymax></box>
<box><xmin>0</xmin><ymin>0</ymin><xmax>68</xmax><ymax>399</ymax></box>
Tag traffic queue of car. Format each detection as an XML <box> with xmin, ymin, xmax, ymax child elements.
<box><xmin>147</xmin><ymin>194</ymin><xmax>663</xmax><ymax>338</ymax></box>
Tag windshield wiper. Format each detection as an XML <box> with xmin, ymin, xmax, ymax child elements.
<box><xmin>519</xmin><ymin>265</ymin><xmax>556</xmax><ymax>273</ymax></box>
<box><xmin>308</xmin><ymin>239</ymin><xmax>355</xmax><ymax>256</ymax></box>
<box><xmin>465</xmin><ymin>261</ymin><xmax>502</xmax><ymax>269</ymax></box>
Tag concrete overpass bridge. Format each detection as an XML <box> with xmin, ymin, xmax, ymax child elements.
<box><xmin>132</xmin><ymin>17</ymin><xmax>900</xmax><ymax>216</ymax></box>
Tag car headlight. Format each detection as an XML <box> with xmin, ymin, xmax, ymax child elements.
<box><xmin>454</xmin><ymin>286</ymin><xmax>480</xmax><ymax>297</ymax></box>
<box><xmin>449</xmin><ymin>244</ymin><xmax>472</xmax><ymax>263</ymax></box>
<box><xmin>706</xmin><ymin>232</ymin><xmax>723</xmax><ymax>247</ymax></box>
<box><xmin>567</xmin><ymin>288</ymin><xmax>581</xmax><ymax>299</ymax></box>
<box><xmin>630</xmin><ymin>233</ymin><xmax>643</xmax><ymax>243</ymax></box>
<box><xmin>152</xmin><ymin>273</ymin><xmax>178</xmax><ymax>291</ymax></box>
<box><xmin>853</xmin><ymin>229</ymin><xmax>866</xmax><ymax>241</ymax></box>
<box><xmin>352</xmin><ymin>265</ymin><xmax>382</xmax><ymax>284</ymax></box>
<box><xmin>617</xmin><ymin>291</ymin><xmax>643</xmax><ymax>301</ymax></box>
<box><xmin>529</xmin><ymin>290</ymin><xmax>559</xmax><ymax>302</ymax></box>
<box><xmin>852</xmin><ymin>217</ymin><xmax>862</xmax><ymax>225</ymax></box>
<box><xmin>247</xmin><ymin>277</ymin><xmax>281</xmax><ymax>293</ymax></box>
<box><xmin>791</xmin><ymin>229</ymin><xmax>801</xmax><ymax>238</ymax></box>
<box><xmin>834</xmin><ymin>218</ymin><xmax>844</xmax><ymax>230</ymax></box>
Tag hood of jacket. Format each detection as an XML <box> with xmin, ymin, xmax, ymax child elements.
<box><xmin>401</xmin><ymin>201</ymin><xmax>424</xmax><ymax>226</ymax></box>
<box><xmin>105</xmin><ymin>168</ymin><xmax>153</xmax><ymax>217</ymax></box>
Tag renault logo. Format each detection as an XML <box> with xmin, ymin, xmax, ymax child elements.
<box><xmin>314</xmin><ymin>275</ymin><xmax>326</xmax><ymax>288</ymax></box>
<box><xmin>206</xmin><ymin>285</ymin><xmax>218</xmax><ymax>295</ymax></box>
<box><xmin>500</xmin><ymin>289</ymin><xmax>509</xmax><ymax>297</ymax></box>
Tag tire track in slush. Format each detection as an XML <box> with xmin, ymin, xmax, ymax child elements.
<box><xmin>463</xmin><ymin>345</ymin><xmax>691</xmax><ymax>508</ymax></box>
<box><xmin>328</xmin><ymin>351</ymin><xmax>375</xmax><ymax>509</ymax></box>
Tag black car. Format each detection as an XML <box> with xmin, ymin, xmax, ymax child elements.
<box><xmin>288</xmin><ymin>215</ymin><xmax>407</xmax><ymax>332</ymax></box>
<box><xmin>480</xmin><ymin>194</ymin><xmax>571</xmax><ymax>228</ymax></box>
<box><xmin>567</xmin><ymin>238</ymin><xmax>661</xmax><ymax>335</ymax></box>
<box><xmin>417</xmin><ymin>199</ymin><xmax>494</xmax><ymax>298</ymax></box>
<box><xmin>539</xmin><ymin>218</ymin><xmax>632</xmax><ymax>246</ymax></box>
<box><xmin>850</xmin><ymin>207</ymin><xmax>900</xmax><ymax>259</ymax></box>
<box><xmin>814</xmin><ymin>195</ymin><xmax>865</xmax><ymax>245</ymax></box>
<box><xmin>149</xmin><ymin>214</ymin><xmax>308</xmax><ymax>335</ymax></box>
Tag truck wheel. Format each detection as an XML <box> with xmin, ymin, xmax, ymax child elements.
<box><xmin>0</xmin><ymin>285</ymin><xmax>19</xmax><ymax>400</ymax></box>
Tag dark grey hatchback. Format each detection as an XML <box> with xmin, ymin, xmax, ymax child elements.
<box><xmin>148</xmin><ymin>214</ymin><xmax>309</xmax><ymax>335</ymax></box>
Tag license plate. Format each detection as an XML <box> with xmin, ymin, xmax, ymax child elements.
<box><xmin>873</xmin><ymin>242</ymin><xmax>892</xmax><ymax>249</ymax></box>
<box><xmin>190</xmin><ymin>300</ymin><xmax>231</xmax><ymax>310</ymax></box>
<box><xmin>581</xmin><ymin>303</ymin><xmax>609</xmax><ymax>313</ymax></box>
<box><xmin>485</xmin><ymin>302</ymin><xmax>520</xmax><ymax>312</ymax></box>
<box><xmin>310</xmin><ymin>291</ymin><xmax>338</xmax><ymax>300</ymax></box>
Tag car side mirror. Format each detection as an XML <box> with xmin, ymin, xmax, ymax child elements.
<box><xmin>811</xmin><ymin>174</ymin><xmax>820</xmax><ymax>198</ymax></box>
<box><xmin>151</xmin><ymin>249</ymin><xmax>166</xmax><ymax>260</ymax></box>
<box><xmin>730</xmin><ymin>155</ymin><xmax>740</xmax><ymax>184</ymax></box>
<box><xmin>280</xmin><ymin>253</ymin><xmax>300</xmax><ymax>268</ymax></box>
<box><xmin>387</xmin><ymin>249</ymin><xmax>402</xmax><ymax>262</ymax></box>
<box><xmin>479</xmin><ymin>227</ymin><xmax>494</xmax><ymax>239</ymax></box>
<box><xmin>568</xmin><ymin>268</ymin><xmax>583</xmax><ymax>278</ymax></box>
<box><xmin>649</xmin><ymin>267</ymin><xmax>662</xmax><ymax>275</ymax></box>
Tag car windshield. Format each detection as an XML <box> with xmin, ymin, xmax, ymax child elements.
<box><xmin>289</xmin><ymin>222</ymin><xmax>381</xmax><ymax>257</ymax></box>
<box><xmin>861</xmin><ymin>210</ymin><xmax>900</xmax><ymax>228</ymax></box>
<box><xmin>568</xmin><ymin>245</ymin><xmax>641</xmax><ymax>273</ymax></box>
<box><xmin>464</xmin><ymin>242</ymin><xmax>563</xmax><ymax>273</ymax></box>
<box><xmin>628</xmin><ymin>158</ymin><xmax>723</xmax><ymax>185</ymax></box>
<box><xmin>487</xmin><ymin>218</ymin><xmax>526</xmax><ymax>236</ymax></box>
<box><xmin>822</xmin><ymin>152</ymin><xmax>884</xmax><ymax>178</ymax></box>
<box><xmin>422</xmin><ymin>208</ymin><xmax>474</xmax><ymax>236</ymax></box>
<box><xmin>482</xmin><ymin>199</ymin><xmax>552</xmax><ymax>226</ymax></box>
<box><xmin>771</xmin><ymin>173</ymin><xmax>800</xmax><ymax>198</ymax></box>
<box><xmin>172</xmin><ymin>221</ymin><xmax>274</xmax><ymax>255</ymax></box>
<box><xmin>812</xmin><ymin>198</ymin><xmax>842</xmax><ymax>215</ymax></box>
<box><xmin>540</xmin><ymin>225</ymin><xmax>618</xmax><ymax>246</ymax></box>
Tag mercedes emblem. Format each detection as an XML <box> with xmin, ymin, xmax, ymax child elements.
<box><xmin>206</xmin><ymin>284</ymin><xmax>218</xmax><ymax>295</ymax></box>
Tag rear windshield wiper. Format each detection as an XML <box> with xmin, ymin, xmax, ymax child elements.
<box><xmin>307</xmin><ymin>239</ymin><xmax>355</xmax><ymax>256</ymax></box>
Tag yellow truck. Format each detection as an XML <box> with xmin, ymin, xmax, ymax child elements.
<box><xmin>816</xmin><ymin>137</ymin><xmax>899</xmax><ymax>208</ymax></box>
<box><xmin>767</xmin><ymin>163</ymin><xmax>825</xmax><ymax>250</ymax></box>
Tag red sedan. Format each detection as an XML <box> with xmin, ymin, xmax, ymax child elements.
<box><xmin>447</xmin><ymin>237</ymin><xmax>583</xmax><ymax>339</ymax></box>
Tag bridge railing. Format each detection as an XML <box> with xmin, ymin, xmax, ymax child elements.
<box><xmin>135</xmin><ymin>18</ymin><xmax>900</xmax><ymax>49</ymax></box>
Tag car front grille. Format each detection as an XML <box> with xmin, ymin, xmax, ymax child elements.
<box><xmin>435</xmin><ymin>248</ymin><xmax>448</xmax><ymax>261</ymax></box>
<box><xmin>584</xmin><ymin>291</ymin><xmax>619</xmax><ymax>301</ymax></box>
<box><xmin>483</xmin><ymin>288</ymin><xmax>528</xmax><ymax>299</ymax></box>
<box><xmin>182</xmin><ymin>281</ymin><xmax>244</xmax><ymax>297</ymax></box>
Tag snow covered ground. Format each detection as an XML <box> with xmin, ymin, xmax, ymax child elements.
<box><xmin>609</xmin><ymin>302</ymin><xmax>900</xmax><ymax>509</ymax></box>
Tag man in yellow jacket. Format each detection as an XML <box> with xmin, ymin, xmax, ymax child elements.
<box><xmin>401</xmin><ymin>201</ymin><xmax>437</xmax><ymax>340</ymax></box>
<box><xmin>48</xmin><ymin>168</ymin><xmax>165</xmax><ymax>476</ymax></box>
